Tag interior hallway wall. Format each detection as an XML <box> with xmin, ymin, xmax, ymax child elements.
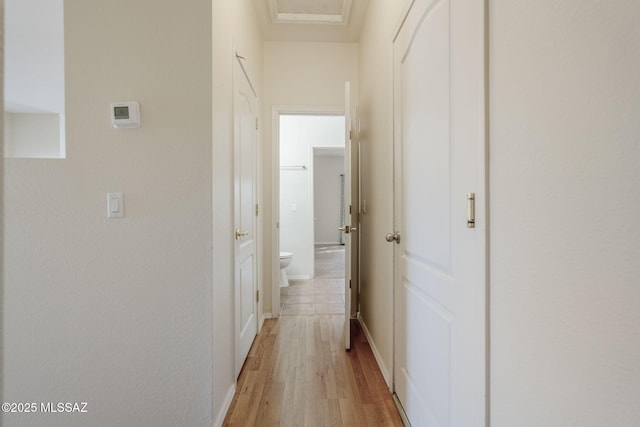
<box><xmin>212</xmin><ymin>0</ymin><xmax>263</xmax><ymax>424</ymax></box>
<box><xmin>356</xmin><ymin>0</ymin><xmax>405</xmax><ymax>385</ymax></box>
<box><xmin>3</xmin><ymin>0</ymin><xmax>213</xmax><ymax>426</ymax></box>
<box><xmin>262</xmin><ymin>41</ymin><xmax>358</xmax><ymax>313</ymax></box>
<box><xmin>490</xmin><ymin>1</ymin><xmax>640</xmax><ymax>425</ymax></box>
<box><xmin>314</xmin><ymin>153</ymin><xmax>345</xmax><ymax>245</ymax></box>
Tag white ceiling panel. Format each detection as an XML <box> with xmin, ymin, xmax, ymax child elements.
<box><xmin>255</xmin><ymin>0</ymin><xmax>369</xmax><ymax>42</ymax></box>
<box><xmin>276</xmin><ymin>0</ymin><xmax>345</xmax><ymax>15</ymax></box>
<box><xmin>268</xmin><ymin>0</ymin><xmax>352</xmax><ymax>25</ymax></box>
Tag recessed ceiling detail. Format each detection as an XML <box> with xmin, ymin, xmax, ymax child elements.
<box><xmin>268</xmin><ymin>0</ymin><xmax>352</xmax><ymax>25</ymax></box>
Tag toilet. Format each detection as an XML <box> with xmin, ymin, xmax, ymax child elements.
<box><xmin>279</xmin><ymin>252</ymin><xmax>293</xmax><ymax>287</ymax></box>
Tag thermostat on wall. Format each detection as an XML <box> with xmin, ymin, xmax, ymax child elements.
<box><xmin>111</xmin><ymin>101</ymin><xmax>140</xmax><ymax>128</ymax></box>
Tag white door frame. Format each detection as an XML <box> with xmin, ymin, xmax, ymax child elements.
<box><xmin>270</xmin><ymin>106</ymin><xmax>344</xmax><ymax>317</ymax></box>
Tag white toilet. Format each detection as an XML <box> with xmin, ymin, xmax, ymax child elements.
<box><xmin>279</xmin><ymin>252</ymin><xmax>293</xmax><ymax>287</ymax></box>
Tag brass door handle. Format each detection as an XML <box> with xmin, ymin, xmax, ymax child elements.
<box><xmin>467</xmin><ymin>193</ymin><xmax>476</xmax><ymax>228</ymax></box>
<box><xmin>235</xmin><ymin>229</ymin><xmax>249</xmax><ymax>240</ymax></box>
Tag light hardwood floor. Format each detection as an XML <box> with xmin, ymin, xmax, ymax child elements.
<box><xmin>223</xmin><ymin>315</ymin><xmax>404</xmax><ymax>426</ymax></box>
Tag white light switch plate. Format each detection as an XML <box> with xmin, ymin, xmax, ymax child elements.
<box><xmin>107</xmin><ymin>192</ymin><xmax>124</xmax><ymax>218</ymax></box>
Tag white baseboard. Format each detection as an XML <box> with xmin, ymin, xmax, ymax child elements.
<box><xmin>288</xmin><ymin>275</ymin><xmax>311</xmax><ymax>280</ymax></box>
<box><xmin>214</xmin><ymin>383</ymin><xmax>237</xmax><ymax>427</ymax></box>
<box><xmin>315</xmin><ymin>242</ymin><xmax>343</xmax><ymax>245</ymax></box>
<box><xmin>393</xmin><ymin>393</ymin><xmax>411</xmax><ymax>426</ymax></box>
<box><xmin>358</xmin><ymin>314</ymin><xmax>391</xmax><ymax>388</ymax></box>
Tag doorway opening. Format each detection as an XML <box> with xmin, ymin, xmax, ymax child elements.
<box><xmin>274</xmin><ymin>113</ymin><xmax>346</xmax><ymax>316</ymax></box>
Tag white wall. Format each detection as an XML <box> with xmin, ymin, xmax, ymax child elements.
<box><xmin>5</xmin><ymin>0</ymin><xmax>65</xmax><ymax>158</ymax></box>
<box><xmin>263</xmin><ymin>41</ymin><xmax>358</xmax><ymax>310</ymax></box>
<box><xmin>4</xmin><ymin>0</ymin><xmax>64</xmax><ymax>113</ymax></box>
<box><xmin>314</xmin><ymin>153</ymin><xmax>345</xmax><ymax>244</ymax></box>
<box><xmin>3</xmin><ymin>1</ymin><xmax>213</xmax><ymax>426</ymax></box>
<box><xmin>490</xmin><ymin>1</ymin><xmax>640</xmax><ymax>425</ymax></box>
<box><xmin>4</xmin><ymin>113</ymin><xmax>63</xmax><ymax>158</ymax></box>
<box><xmin>356</xmin><ymin>0</ymin><xmax>405</xmax><ymax>385</ymax></box>
<box><xmin>212</xmin><ymin>0</ymin><xmax>263</xmax><ymax>424</ymax></box>
<box><xmin>279</xmin><ymin>115</ymin><xmax>344</xmax><ymax>278</ymax></box>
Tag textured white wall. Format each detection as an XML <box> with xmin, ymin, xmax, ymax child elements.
<box><xmin>279</xmin><ymin>115</ymin><xmax>344</xmax><ymax>278</ymax></box>
<box><xmin>357</xmin><ymin>0</ymin><xmax>405</xmax><ymax>384</ymax></box>
<box><xmin>490</xmin><ymin>1</ymin><xmax>640</xmax><ymax>425</ymax></box>
<box><xmin>3</xmin><ymin>1</ymin><xmax>213</xmax><ymax>426</ymax></box>
<box><xmin>262</xmin><ymin>41</ymin><xmax>358</xmax><ymax>310</ymax></box>
<box><xmin>314</xmin><ymin>153</ymin><xmax>345</xmax><ymax>244</ymax></box>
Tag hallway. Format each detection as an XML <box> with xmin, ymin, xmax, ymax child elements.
<box><xmin>4</xmin><ymin>1</ymin><xmax>637</xmax><ymax>426</ymax></box>
<box><xmin>224</xmin><ymin>243</ymin><xmax>403</xmax><ymax>425</ymax></box>
<box><xmin>222</xmin><ymin>315</ymin><xmax>403</xmax><ymax>426</ymax></box>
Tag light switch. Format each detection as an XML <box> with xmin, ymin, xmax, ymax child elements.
<box><xmin>107</xmin><ymin>192</ymin><xmax>124</xmax><ymax>218</ymax></box>
<box><xmin>291</xmin><ymin>203</ymin><xmax>297</xmax><ymax>213</ymax></box>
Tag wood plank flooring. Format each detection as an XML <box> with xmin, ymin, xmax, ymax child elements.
<box><xmin>223</xmin><ymin>315</ymin><xmax>404</xmax><ymax>426</ymax></box>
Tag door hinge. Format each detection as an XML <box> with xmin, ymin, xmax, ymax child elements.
<box><xmin>349</xmin><ymin>130</ymin><xmax>352</xmax><ymax>141</ymax></box>
<box><xmin>255</xmin><ymin>203</ymin><xmax>259</xmax><ymax>216</ymax></box>
<box><xmin>349</xmin><ymin>279</ymin><xmax>352</xmax><ymax>289</ymax></box>
<box><xmin>255</xmin><ymin>117</ymin><xmax>259</xmax><ymax>130</ymax></box>
<box><xmin>349</xmin><ymin>205</ymin><xmax>352</xmax><ymax>215</ymax></box>
<box><xmin>256</xmin><ymin>290</ymin><xmax>259</xmax><ymax>302</ymax></box>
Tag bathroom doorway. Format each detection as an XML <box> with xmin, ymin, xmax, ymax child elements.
<box><xmin>275</xmin><ymin>113</ymin><xmax>346</xmax><ymax>315</ymax></box>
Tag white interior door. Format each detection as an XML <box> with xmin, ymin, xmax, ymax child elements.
<box><xmin>392</xmin><ymin>0</ymin><xmax>486</xmax><ymax>426</ymax></box>
<box><xmin>234</xmin><ymin>54</ymin><xmax>258</xmax><ymax>377</ymax></box>
<box><xmin>341</xmin><ymin>81</ymin><xmax>354</xmax><ymax>350</ymax></box>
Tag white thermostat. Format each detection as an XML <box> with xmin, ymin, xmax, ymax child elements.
<box><xmin>111</xmin><ymin>101</ymin><xmax>140</xmax><ymax>128</ymax></box>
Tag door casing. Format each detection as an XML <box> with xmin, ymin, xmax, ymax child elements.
<box><xmin>269</xmin><ymin>106</ymin><xmax>346</xmax><ymax>316</ymax></box>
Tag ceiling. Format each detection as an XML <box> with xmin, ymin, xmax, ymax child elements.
<box><xmin>275</xmin><ymin>0</ymin><xmax>346</xmax><ymax>17</ymax></box>
<box><xmin>253</xmin><ymin>0</ymin><xmax>370</xmax><ymax>42</ymax></box>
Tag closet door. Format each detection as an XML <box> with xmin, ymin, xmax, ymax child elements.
<box><xmin>392</xmin><ymin>0</ymin><xmax>487</xmax><ymax>425</ymax></box>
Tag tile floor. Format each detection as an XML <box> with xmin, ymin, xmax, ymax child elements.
<box><xmin>280</xmin><ymin>244</ymin><xmax>345</xmax><ymax>315</ymax></box>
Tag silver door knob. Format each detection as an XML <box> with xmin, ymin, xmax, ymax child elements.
<box><xmin>235</xmin><ymin>229</ymin><xmax>249</xmax><ymax>240</ymax></box>
<box><xmin>385</xmin><ymin>232</ymin><xmax>401</xmax><ymax>244</ymax></box>
<box><xmin>338</xmin><ymin>225</ymin><xmax>357</xmax><ymax>234</ymax></box>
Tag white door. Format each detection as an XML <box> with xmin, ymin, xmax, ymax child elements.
<box><xmin>234</xmin><ymin>54</ymin><xmax>258</xmax><ymax>377</ymax></box>
<box><xmin>341</xmin><ymin>82</ymin><xmax>355</xmax><ymax>350</ymax></box>
<box><xmin>392</xmin><ymin>0</ymin><xmax>486</xmax><ymax>426</ymax></box>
